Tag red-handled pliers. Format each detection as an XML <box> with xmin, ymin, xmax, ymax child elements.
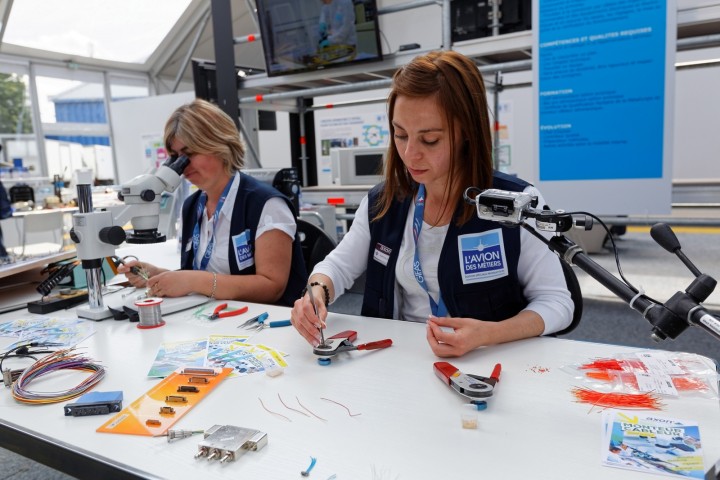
<box><xmin>205</xmin><ymin>303</ymin><xmax>249</xmax><ymax>321</ymax></box>
<box><xmin>313</xmin><ymin>330</ymin><xmax>393</xmax><ymax>357</ymax></box>
<box><xmin>433</xmin><ymin>362</ymin><xmax>501</xmax><ymax>399</ymax></box>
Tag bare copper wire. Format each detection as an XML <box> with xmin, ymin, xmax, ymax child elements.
<box><xmin>320</xmin><ymin>397</ymin><xmax>362</xmax><ymax>416</ymax></box>
<box><xmin>278</xmin><ymin>393</ymin><xmax>309</xmax><ymax>416</ymax></box>
<box><xmin>295</xmin><ymin>396</ymin><xmax>326</xmax><ymax>422</ymax></box>
<box><xmin>258</xmin><ymin>397</ymin><xmax>291</xmax><ymax>422</ymax></box>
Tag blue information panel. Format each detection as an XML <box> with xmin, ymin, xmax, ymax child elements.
<box><xmin>537</xmin><ymin>0</ymin><xmax>668</xmax><ymax>181</ymax></box>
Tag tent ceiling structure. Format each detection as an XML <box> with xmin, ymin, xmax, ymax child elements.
<box><xmin>0</xmin><ymin>0</ymin><xmax>719</xmax><ymax>98</ymax></box>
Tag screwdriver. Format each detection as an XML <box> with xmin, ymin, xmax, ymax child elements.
<box><xmin>306</xmin><ymin>283</ymin><xmax>326</xmax><ymax>347</ymax></box>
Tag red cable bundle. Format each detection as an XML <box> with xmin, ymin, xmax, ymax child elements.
<box><xmin>584</xmin><ymin>371</ymin><xmax>708</xmax><ymax>392</ymax></box>
<box><xmin>571</xmin><ymin>387</ymin><xmax>663</xmax><ymax>410</ymax></box>
<box><xmin>579</xmin><ymin>358</ymin><xmax>647</xmax><ymax>371</ymax></box>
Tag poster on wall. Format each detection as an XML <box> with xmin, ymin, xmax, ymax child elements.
<box><xmin>533</xmin><ymin>0</ymin><xmax>675</xmax><ymax>215</ymax></box>
<box><xmin>315</xmin><ymin>110</ymin><xmax>389</xmax><ymax>186</ymax></box>
<box><xmin>495</xmin><ymin>100</ymin><xmax>514</xmax><ymax>173</ymax></box>
<box><xmin>141</xmin><ymin>134</ymin><xmax>168</xmax><ymax>172</ymax></box>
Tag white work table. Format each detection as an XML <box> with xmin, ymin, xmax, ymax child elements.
<box><xmin>1</xmin><ymin>295</ymin><xmax>719</xmax><ymax>479</ymax></box>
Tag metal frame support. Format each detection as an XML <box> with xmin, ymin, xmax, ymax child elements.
<box><xmin>211</xmin><ymin>0</ymin><xmax>241</xmax><ymax>130</ymax></box>
<box><xmin>27</xmin><ymin>63</ymin><xmax>48</xmax><ymax>178</ymax></box>
<box><xmin>298</xmin><ymin>98</ymin><xmax>309</xmax><ymax>187</ymax></box>
<box><xmin>172</xmin><ymin>9</ymin><xmax>212</xmax><ymax>93</ymax></box>
<box><xmin>101</xmin><ymin>71</ymin><xmax>120</xmax><ymax>182</ymax></box>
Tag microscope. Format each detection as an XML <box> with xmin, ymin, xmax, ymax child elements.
<box><xmin>465</xmin><ymin>187</ymin><xmax>720</xmax><ymax>343</ymax></box>
<box><xmin>70</xmin><ymin>155</ymin><xmax>189</xmax><ymax>320</ymax></box>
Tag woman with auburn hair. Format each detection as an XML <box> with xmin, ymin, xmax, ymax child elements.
<box><xmin>291</xmin><ymin>51</ymin><xmax>573</xmax><ymax>357</ymax></box>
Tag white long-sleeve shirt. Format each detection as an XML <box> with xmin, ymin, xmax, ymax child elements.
<box><xmin>313</xmin><ymin>186</ymin><xmax>574</xmax><ymax>335</ymax></box>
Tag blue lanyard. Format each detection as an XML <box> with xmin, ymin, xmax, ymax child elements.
<box><xmin>192</xmin><ymin>176</ymin><xmax>234</xmax><ymax>271</ymax></box>
<box><xmin>412</xmin><ymin>184</ymin><xmax>448</xmax><ymax>317</ymax></box>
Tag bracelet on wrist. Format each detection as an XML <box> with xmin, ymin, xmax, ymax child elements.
<box><xmin>302</xmin><ymin>281</ymin><xmax>330</xmax><ymax>307</ymax></box>
<box><xmin>209</xmin><ymin>272</ymin><xmax>217</xmax><ymax>299</ymax></box>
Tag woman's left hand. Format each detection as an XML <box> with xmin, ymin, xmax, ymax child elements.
<box><xmin>426</xmin><ymin>316</ymin><xmax>487</xmax><ymax>357</ymax></box>
<box><xmin>426</xmin><ymin>310</ymin><xmax>545</xmax><ymax>357</ymax></box>
<box><xmin>146</xmin><ymin>271</ymin><xmax>195</xmax><ymax>298</ymax></box>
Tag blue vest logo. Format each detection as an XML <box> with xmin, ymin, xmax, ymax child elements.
<box><xmin>232</xmin><ymin>229</ymin><xmax>255</xmax><ymax>270</ymax></box>
<box><xmin>457</xmin><ymin>229</ymin><xmax>508</xmax><ymax>284</ymax></box>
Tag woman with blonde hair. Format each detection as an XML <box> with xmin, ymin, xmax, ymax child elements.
<box><xmin>119</xmin><ymin>99</ymin><xmax>307</xmax><ymax>305</ymax></box>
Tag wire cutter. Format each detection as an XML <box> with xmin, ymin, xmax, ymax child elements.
<box><xmin>249</xmin><ymin>319</ymin><xmax>292</xmax><ymax>332</ymax></box>
<box><xmin>237</xmin><ymin>312</ymin><xmax>269</xmax><ymax>329</ymax></box>
<box><xmin>312</xmin><ymin>330</ymin><xmax>393</xmax><ymax>357</ymax></box>
<box><xmin>204</xmin><ymin>303</ymin><xmax>248</xmax><ymax>321</ymax></box>
<box><xmin>433</xmin><ymin>362</ymin><xmax>501</xmax><ymax>400</ymax></box>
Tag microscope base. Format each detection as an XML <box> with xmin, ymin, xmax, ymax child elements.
<box><xmin>76</xmin><ymin>305</ymin><xmax>115</xmax><ymax>321</ymax></box>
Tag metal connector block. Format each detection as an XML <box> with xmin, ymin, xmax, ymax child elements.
<box><xmin>2</xmin><ymin>368</ymin><xmax>12</xmax><ymax>387</ymax></box>
<box><xmin>195</xmin><ymin>425</ymin><xmax>267</xmax><ymax>463</ymax></box>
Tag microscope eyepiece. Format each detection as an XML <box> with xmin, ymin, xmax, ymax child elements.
<box><xmin>163</xmin><ymin>155</ymin><xmax>190</xmax><ymax>176</ymax></box>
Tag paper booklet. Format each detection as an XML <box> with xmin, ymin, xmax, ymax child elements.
<box><xmin>602</xmin><ymin>410</ymin><xmax>704</xmax><ymax>478</ymax></box>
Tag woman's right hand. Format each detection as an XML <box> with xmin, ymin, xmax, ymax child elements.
<box><xmin>116</xmin><ymin>260</ymin><xmax>153</xmax><ymax>288</ymax></box>
<box><xmin>290</xmin><ymin>287</ymin><xmax>328</xmax><ymax>347</ymax></box>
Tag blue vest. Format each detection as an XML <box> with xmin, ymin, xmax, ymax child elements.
<box><xmin>361</xmin><ymin>172</ymin><xmax>530</xmax><ymax>320</ymax></box>
<box><xmin>180</xmin><ymin>173</ymin><xmax>307</xmax><ymax>306</ymax></box>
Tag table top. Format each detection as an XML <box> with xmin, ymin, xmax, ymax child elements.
<box><xmin>1</xmin><ymin>295</ymin><xmax>719</xmax><ymax>479</ymax></box>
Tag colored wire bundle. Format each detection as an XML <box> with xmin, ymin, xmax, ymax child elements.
<box><xmin>570</xmin><ymin>387</ymin><xmax>663</xmax><ymax>410</ymax></box>
<box><xmin>11</xmin><ymin>348</ymin><xmax>105</xmax><ymax>405</ymax></box>
<box><xmin>585</xmin><ymin>371</ymin><xmax>708</xmax><ymax>392</ymax></box>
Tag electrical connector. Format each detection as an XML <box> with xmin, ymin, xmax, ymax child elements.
<box><xmin>2</xmin><ymin>368</ymin><xmax>13</xmax><ymax>387</ymax></box>
<box><xmin>166</xmin><ymin>429</ymin><xmax>204</xmax><ymax>442</ymax></box>
<box><xmin>195</xmin><ymin>425</ymin><xmax>267</xmax><ymax>463</ymax></box>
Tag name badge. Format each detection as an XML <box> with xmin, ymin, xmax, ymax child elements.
<box><xmin>457</xmin><ymin>229</ymin><xmax>508</xmax><ymax>284</ymax></box>
<box><xmin>232</xmin><ymin>229</ymin><xmax>255</xmax><ymax>270</ymax></box>
<box><xmin>373</xmin><ymin>242</ymin><xmax>391</xmax><ymax>266</ymax></box>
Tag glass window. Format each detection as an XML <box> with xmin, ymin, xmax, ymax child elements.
<box><xmin>0</xmin><ymin>69</ymin><xmax>39</xmax><ymax>175</ymax></box>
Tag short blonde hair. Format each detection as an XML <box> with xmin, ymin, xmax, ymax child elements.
<box><xmin>164</xmin><ymin>99</ymin><xmax>246</xmax><ymax>176</ymax></box>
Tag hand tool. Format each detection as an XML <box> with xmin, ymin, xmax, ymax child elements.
<box><xmin>306</xmin><ymin>283</ymin><xmax>327</xmax><ymax>347</ymax></box>
<box><xmin>203</xmin><ymin>303</ymin><xmax>249</xmax><ymax>321</ymax></box>
<box><xmin>433</xmin><ymin>362</ymin><xmax>501</xmax><ymax>400</ymax></box>
<box><xmin>250</xmin><ymin>319</ymin><xmax>292</xmax><ymax>332</ymax></box>
<box><xmin>111</xmin><ymin>256</ymin><xmax>149</xmax><ymax>280</ymax></box>
<box><xmin>237</xmin><ymin>311</ymin><xmax>269</xmax><ymax>328</ymax></box>
<box><xmin>312</xmin><ymin>330</ymin><xmax>393</xmax><ymax>358</ymax></box>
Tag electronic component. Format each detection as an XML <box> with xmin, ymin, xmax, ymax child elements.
<box><xmin>146</xmin><ymin>419</ymin><xmax>161</xmax><ymax>426</ymax></box>
<box><xmin>178</xmin><ymin>385</ymin><xmax>199</xmax><ymax>393</ymax></box>
<box><xmin>36</xmin><ymin>260</ymin><xmax>80</xmax><ymax>296</ymax></box>
<box><xmin>165</xmin><ymin>395</ymin><xmax>187</xmax><ymax>403</ymax></box>
<box><xmin>475</xmin><ymin>189</ymin><xmax>537</xmax><ymax>224</ymax></box>
<box><xmin>159</xmin><ymin>406</ymin><xmax>175</xmax><ymax>415</ymax></box>
<box><xmin>195</xmin><ymin>425</ymin><xmax>267</xmax><ymax>463</ymax></box>
<box><xmin>163</xmin><ymin>429</ymin><xmax>204</xmax><ymax>442</ymax></box>
<box><xmin>2</xmin><ymin>368</ymin><xmax>12</xmax><ymax>387</ymax></box>
<box><xmin>28</xmin><ymin>290</ymin><xmax>89</xmax><ymax>314</ymax></box>
<box><xmin>64</xmin><ymin>391</ymin><xmax>123</xmax><ymax>417</ymax></box>
<box><xmin>188</xmin><ymin>376</ymin><xmax>209</xmax><ymax>384</ymax></box>
<box><xmin>181</xmin><ymin>367</ymin><xmax>219</xmax><ymax>376</ymax></box>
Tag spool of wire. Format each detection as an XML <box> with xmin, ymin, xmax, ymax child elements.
<box><xmin>134</xmin><ymin>298</ymin><xmax>165</xmax><ymax>329</ymax></box>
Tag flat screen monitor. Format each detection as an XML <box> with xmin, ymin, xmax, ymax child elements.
<box><xmin>256</xmin><ymin>0</ymin><xmax>383</xmax><ymax>77</ymax></box>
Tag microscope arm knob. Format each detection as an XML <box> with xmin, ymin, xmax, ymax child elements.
<box><xmin>99</xmin><ymin>226</ymin><xmax>126</xmax><ymax>246</ymax></box>
<box><xmin>140</xmin><ymin>190</ymin><xmax>156</xmax><ymax>202</ymax></box>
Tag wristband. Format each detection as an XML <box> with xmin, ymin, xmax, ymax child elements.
<box><xmin>302</xmin><ymin>281</ymin><xmax>330</xmax><ymax>306</ymax></box>
<box><xmin>209</xmin><ymin>272</ymin><xmax>217</xmax><ymax>299</ymax></box>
